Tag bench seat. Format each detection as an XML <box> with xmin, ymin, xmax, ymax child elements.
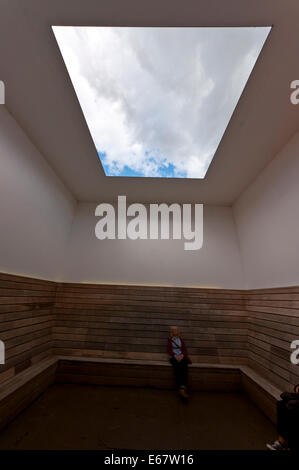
<box><xmin>0</xmin><ymin>356</ymin><xmax>57</xmax><ymax>430</ymax></box>
<box><xmin>0</xmin><ymin>356</ymin><xmax>282</xmax><ymax>431</ymax></box>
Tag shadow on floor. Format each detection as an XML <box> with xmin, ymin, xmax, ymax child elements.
<box><xmin>0</xmin><ymin>384</ymin><xmax>276</xmax><ymax>450</ymax></box>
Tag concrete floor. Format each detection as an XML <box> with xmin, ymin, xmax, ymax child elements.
<box><xmin>0</xmin><ymin>384</ymin><xmax>276</xmax><ymax>450</ymax></box>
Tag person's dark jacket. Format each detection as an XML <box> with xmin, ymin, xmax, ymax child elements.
<box><xmin>280</xmin><ymin>391</ymin><xmax>299</xmax><ymax>410</ymax></box>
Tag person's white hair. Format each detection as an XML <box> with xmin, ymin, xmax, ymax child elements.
<box><xmin>170</xmin><ymin>326</ymin><xmax>179</xmax><ymax>336</ymax></box>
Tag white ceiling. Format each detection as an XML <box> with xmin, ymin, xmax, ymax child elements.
<box><xmin>1</xmin><ymin>0</ymin><xmax>299</xmax><ymax>204</ymax></box>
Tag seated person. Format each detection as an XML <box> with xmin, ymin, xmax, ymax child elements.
<box><xmin>267</xmin><ymin>384</ymin><xmax>299</xmax><ymax>450</ymax></box>
<box><xmin>167</xmin><ymin>326</ymin><xmax>191</xmax><ymax>400</ymax></box>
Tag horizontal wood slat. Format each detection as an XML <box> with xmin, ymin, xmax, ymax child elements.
<box><xmin>0</xmin><ymin>273</ymin><xmax>298</xmax><ymax>393</ymax></box>
<box><xmin>0</xmin><ymin>274</ymin><xmax>55</xmax><ymax>384</ymax></box>
<box><xmin>246</xmin><ymin>288</ymin><xmax>299</xmax><ymax>391</ymax></box>
<box><xmin>52</xmin><ymin>283</ymin><xmax>248</xmax><ymax>368</ymax></box>
<box><xmin>55</xmin><ymin>359</ymin><xmax>242</xmax><ymax>392</ymax></box>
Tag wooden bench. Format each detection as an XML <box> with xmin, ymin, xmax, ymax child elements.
<box><xmin>55</xmin><ymin>357</ymin><xmax>242</xmax><ymax>391</ymax></box>
<box><xmin>0</xmin><ymin>355</ymin><xmax>282</xmax><ymax>431</ymax></box>
<box><xmin>0</xmin><ymin>356</ymin><xmax>57</xmax><ymax>430</ymax></box>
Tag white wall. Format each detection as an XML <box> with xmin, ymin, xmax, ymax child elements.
<box><xmin>0</xmin><ymin>105</ymin><xmax>246</xmax><ymax>288</ymax></box>
<box><xmin>233</xmin><ymin>131</ymin><xmax>299</xmax><ymax>289</ymax></box>
<box><xmin>0</xmin><ymin>106</ymin><xmax>76</xmax><ymax>280</ymax></box>
<box><xmin>62</xmin><ymin>202</ymin><xmax>245</xmax><ymax>288</ymax></box>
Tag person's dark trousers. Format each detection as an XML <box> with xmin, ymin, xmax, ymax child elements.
<box><xmin>170</xmin><ymin>356</ymin><xmax>188</xmax><ymax>389</ymax></box>
<box><xmin>277</xmin><ymin>400</ymin><xmax>299</xmax><ymax>450</ymax></box>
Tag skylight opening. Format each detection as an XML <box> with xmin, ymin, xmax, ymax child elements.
<box><xmin>52</xmin><ymin>26</ymin><xmax>271</xmax><ymax>179</ymax></box>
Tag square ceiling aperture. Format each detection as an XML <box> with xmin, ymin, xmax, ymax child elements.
<box><xmin>53</xmin><ymin>26</ymin><xmax>271</xmax><ymax>179</ymax></box>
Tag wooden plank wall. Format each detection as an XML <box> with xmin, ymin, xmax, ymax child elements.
<box><xmin>1</xmin><ymin>272</ymin><xmax>299</xmax><ymax>393</ymax></box>
<box><xmin>0</xmin><ymin>273</ymin><xmax>56</xmax><ymax>385</ymax></box>
<box><xmin>52</xmin><ymin>283</ymin><xmax>249</xmax><ymax>365</ymax></box>
<box><xmin>245</xmin><ymin>287</ymin><xmax>299</xmax><ymax>391</ymax></box>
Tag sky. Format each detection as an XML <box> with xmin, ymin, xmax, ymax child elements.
<box><xmin>53</xmin><ymin>26</ymin><xmax>271</xmax><ymax>179</ymax></box>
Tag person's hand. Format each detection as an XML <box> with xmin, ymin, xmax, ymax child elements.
<box><xmin>176</xmin><ymin>354</ymin><xmax>184</xmax><ymax>362</ymax></box>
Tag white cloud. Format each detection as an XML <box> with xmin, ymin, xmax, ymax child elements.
<box><xmin>53</xmin><ymin>26</ymin><xmax>270</xmax><ymax>178</ymax></box>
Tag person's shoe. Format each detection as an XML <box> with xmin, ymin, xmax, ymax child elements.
<box><xmin>178</xmin><ymin>388</ymin><xmax>189</xmax><ymax>400</ymax></box>
<box><xmin>266</xmin><ymin>440</ymin><xmax>288</xmax><ymax>451</ymax></box>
